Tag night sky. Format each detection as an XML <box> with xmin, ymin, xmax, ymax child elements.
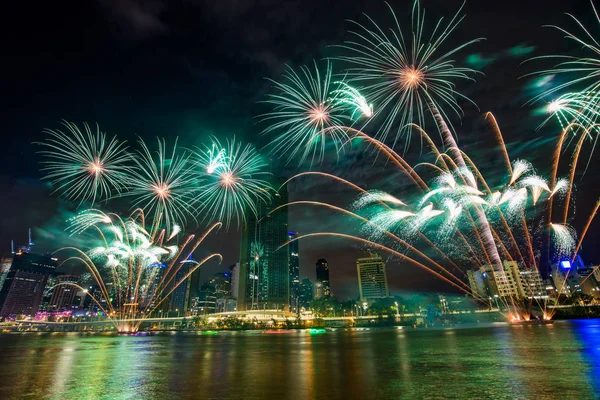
<box><xmin>1</xmin><ymin>0</ymin><xmax>598</xmax><ymax>300</ymax></box>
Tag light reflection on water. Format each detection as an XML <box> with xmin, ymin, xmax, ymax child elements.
<box><xmin>0</xmin><ymin>321</ymin><xmax>599</xmax><ymax>399</ymax></box>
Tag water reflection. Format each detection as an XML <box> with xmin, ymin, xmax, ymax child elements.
<box><xmin>0</xmin><ymin>322</ymin><xmax>598</xmax><ymax>399</ymax></box>
<box><xmin>570</xmin><ymin>319</ymin><xmax>600</xmax><ymax>394</ymax></box>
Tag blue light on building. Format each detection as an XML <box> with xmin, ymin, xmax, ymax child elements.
<box><xmin>560</xmin><ymin>260</ymin><xmax>572</xmax><ymax>269</ymax></box>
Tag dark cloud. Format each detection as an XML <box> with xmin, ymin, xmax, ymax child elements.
<box><xmin>97</xmin><ymin>0</ymin><xmax>168</xmax><ymax>40</ymax></box>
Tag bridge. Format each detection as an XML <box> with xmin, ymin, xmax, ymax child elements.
<box><xmin>1</xmin><ymin>308</ymin><xmax>501</xmax><ymax>332</ymax></box>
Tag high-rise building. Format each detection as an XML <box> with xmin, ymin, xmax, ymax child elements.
<box><xmin>298</xmin><ymin>278</ymin><xmax>314</xmax><ymax>309</ymax></box>
<box><xmin>48</xmin><ymin>275</ymin><xmax>79</xmax><ymax>311</ymax></box>
<box><xmin>0</xmin><ymin>252</ymin><xmax>57</xmax><ymax>317</ymax></box>
<box><xmin>468</xmin><ymin>262</ymin><xmax>547</xmax><ymax>301</ymax></box>
<box><xmin>210</xmin><ymin>272</ymin><xmax>232</xmax><ymax>299</ymax></box>
<box><xmin>230</xmin><ymin>263</ymin><xmax>239</xmax><ymax>299</ymax></box>
<box><xmin>0</xmin><ymin>253</ymin><xmax>14</xmax><ymax>292</ymax></box>
<box><xmin>197</xmin><ymin>283</ymin><xmax>217</xmax><ymax>315</ymax></box>
<box><xmin>288</xmin><ymin>231</ymin><xmax>300</xmax><ymax>311</ymax></box>
<box><xmin>519</xmin><ymin>268</ymin><xmax>547</xmax><ymax>299</ymax></box>
<box><xmin>314</xmin><ymin>281</ymin><xmax>325</xmax><ymax>299</ymax></box>
<box><xmin>467</xmin><ymin>269</ymin><xmax>493</xmax><ymax>298</ymax></box>
<box><xmin>476</xmin><ymin>261</ymin><xmax>526</xmax><ymax>299</ymax></box>
<box><xmin>169</xmin><ymin>256</ymin><xmax>197</xmax><ymax>314</ymax></box>
<box><xmin>238</xmin><ymin>185</ymin><xmax>289</xmax><ymax>311</ymax></box>
<box><xmin>315</xmin><ymin>259</ymin><xmax>330</xmax><ymax>298</ymax></box>
<box><xmin>577</xmin><ymin>265</ymin><xmax>600</xmax><ymax>299</ymax></box>
<box><xmin>357</xmin><ymin>254</ymin><xmax>389</xmax><ymax>302</ymax></box>
<box><xmin>550</xmin><ymin>260</ymin><xmax>582</xmax><ymax>297</ymax></box>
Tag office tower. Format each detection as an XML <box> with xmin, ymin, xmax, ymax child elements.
<box><xmin>467</xmin><ymin>269</ymin><xmax>493</xmax><ymax>298</ymax></box>
<box><xmin>576</xmin><ymin>263</ymin><xmax>600</xmax><ymax>299</ymax></box>
<box><xmin>72</xmin><ymin>284</ymin><xmax>107</xmax><ymax>312</ymax></box>
<box><xmin>315</xmin><ymin>259</ymin><xmax>330</xmax><ymax>298</ymax></box>
<box><xmin>0</xmin><ymin>253</ymin><xmax>14</xmax><ymax>292</ymax></box>
<box><xmin>238</xmin><ymin>185</ymin><xmax>289</xmax><ymax>311</ymax></box>
<box><xmin>519</xmin><ymin>268</ymin><xmax>547</xmax><ymax>299</ymax></box>
<box><xmin>230</xmin><ymin>263</ymin><xmax>239</xmax><ymax>299</ymax></box>
<box><xmin>550</xmin><ymin>260</ymin><xmax>582</xmax><ymax>297</ymax></box>
<box><xmin>298</xmin><ymin>278</ymin><xmax>314</xmax><ymax>309</ymax></box>
<box><xmin>197</xmin><ymin>283</ymin><xmax>217</xmax><ymax>315</ymax></box>
<box><xmin>288</xmin><ymin>231</ymin><xmax>300</xmax><ymax>311</ymax></box>
<box><xmin>48</xmin><ymin>275</ymin><xmax>79</xmax><ymax>311</ymax></box>
<box><xmin>39</xmin><ymin>275</ymin><xmax>59</xmax><ymax>311</ymax></box>
<box><xmin>169</xmin><ymin>255</ymin><xmax>197</xmax><ymax>314</ymax></box>
<box><xmin>0</xmin><ymin>252</ymin><xmax>57</xmax><ymax>317</ymax></box>
<box><xmin>357</xmin><ymin>253</ymin><xmax>389</xmax><ymax>302</ymax></box>
<box><xmin>476</xmin><ymin>261</ymin><xmax>526</xmax><ymax>299</ymax></box>
<box><xmin>188</xmin><ymin>264</ymin><xmax>202</xmax><ymax>309</ymax></box>
<box><xmin>210</xmin><ymin>272</ymin><xmax>232</xmax><ymax>299</ymax></box>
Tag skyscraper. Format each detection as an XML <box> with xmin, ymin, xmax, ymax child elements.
<box><xmin>238</xmin><ymin>185</ymin><xmax>289</xmax><ymax>311</ymax></box>
<box><xmin>48</xmin><ymin>275</ymin><xmax>79</xmax><ymax>311</ymax></box>
<box><xmin>315</xmin><ymin>259</ymin><xmax>330</xmax><ymax>298</ymax></box>
<box><xmin>0</xmin><ymin>252</ymin><xmax>57</xmax><ymax>317</ymax></box>
<box><xmin>298</xmin><ymin>278</ymin><xmax>314</xmax><ymax>309</ymax></box>
<box><xmin>288</xmin><ymin>231</ymin><xmax>300</xmax><ymax>311</ymax></box>
<box><xmin>169</xmin><ymin>255</ymin><xmax>197</xmax><ymax>314</ymax></box>
<box><xmin>0</xmin><ymin>253</ymin><xmax>14</xmax><ymax>292</ymax></box>
<box><xmin>357</xmin><ymin>254</ymin><xmax>389</xmax><ymax>302</ymax></box>
<box><xmin>230</xmin><ymin>263</ymin><xmax>239</xmax><ymax>299</ymax></box>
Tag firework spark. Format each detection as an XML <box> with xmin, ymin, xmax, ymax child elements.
<box><xmin>37</xmin><ymin>121</ymin><xmax>130</xmax><ymax>204</ymax></box>
<box><xmin>193</xmin><ymin>137</ymin><xmax>272</xmax><ymax>228</ymax></box>
<box><xmin>125</xmin><ymin>138</ymin><xmax>197</xmax><ymax>232</ymax></box>
<box><xmin>332</xmin><ymin>82</ymin><xmax>373</xmax><ymax>119</ymax></box>
<box><xmin>550</xmin><ymin>223</ymin><xmax>577</xmax><ymax>257</ymax></box>
<box><xmin>260</xmin><ymin>61</ymin><xmax>348</xmax><ymax>164</ymax></box>
<box><xmin>337</xmin><ymin>0</ymin><xmax>481</xmax><ymax>148</ymax></box>
<box><xmin>57</xmin><ymin>209</ymin><xmax>222</xmax><ymax>333</ymax></box>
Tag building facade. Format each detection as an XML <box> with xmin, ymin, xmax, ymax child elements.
<box><xmin>315</xmin><ymin>259</ymin><xmax>330</xmax><ymax>298</ymax></box>
<box><xmin>238</xmin><ymin>185</ymin><xmax>289</xmax><ymax>311</ymax></box>
<box><xmin>288</xmin><ymin>231</ymin><xmax>300</xmax><ymax>312</ymax></box>
<box><xmin>298</xmin><ymin>278</ymin><xmax>314</xmax><ymax>309</ymax></box>
<box><xmin>357</xmin><ymin>254</ymin><xmax>389</xmax><ymax>302</ymax></box>
<box><xmin>48</xmin><ymin>275</ymin><xmax>79</xmax><ymax>311</ymax></box>
<box><xmin>519</xmin><ymin>268</ymin><xmax>547</xmax><ymax>299</ymax></box>
<box><xmin>169</xmin><ymin>256</ymin><xmax>196</xmax><ymax>314</ymax></box>
<box><xmin>0</xmin><ymin>252</ymin><xmax>57</xmax><ymax>317</ymax></box>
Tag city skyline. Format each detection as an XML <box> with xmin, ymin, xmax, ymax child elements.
<box><xmin>2</xmin><ymin>1</ymin><xmax>600</xmax><ymax>398</ymax></box>
<box><xmin>2</xmin><ymin>0</ymin><xmax>600</xmax><ymax>302</ymax></box>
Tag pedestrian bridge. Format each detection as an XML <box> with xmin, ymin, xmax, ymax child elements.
<box><xmin>2</xmin><ymin>308</ymin><xmax>500</xmax><ymax>331</ymax></box>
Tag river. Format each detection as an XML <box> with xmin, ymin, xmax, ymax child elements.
<box><xmin>0</xmin><ymin>320</ymin><xmax>599</xmax><ymax>399</ymax></box>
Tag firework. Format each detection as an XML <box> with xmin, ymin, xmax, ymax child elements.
<box><xmin>124</xmin><ymin>138</ymin><xmax>197</xmax><ymax>232</ymax></box>
<box><xmin>193</xmin><ymin>137</ymin><xmax>272</xmax><ymax>228</ymax></box>
<box><xmin>260</xmin><ymin>61</ymin><xmax>348</xmax><ymax>164</ymax></box>
<box><xmin>57</xmin><ymin>209</ymin><xmax>222</xmax><ymax>333</ymax></box>
<box><xmin>550</xmin><ymin>223</ymin><xmax>577</xmax><ymax>257</ymax></box>
<box><xmin>332</xmin><ymin>82</ymin><xmax>373</xmax><ymax>119</ymax></box>
<box><xmin>275</xmin><ymin>111</ymin><xmax>586</xmax><ymax>320</ymax></box>
<box><xmin>337</xmin><ymin>0</ymin><xmax>480</xmax><ymax>149</ymax></box>
<box><xmin>540</xmin><ymin>92</ymin><xmax>600</xmax><ymax>133</ymax></box>
<box><xmin>37</xmin><ymin>121</ymin><xmax>130</xmax><ymax>204</ymax></box>
<box><xmin>532</xmin><ymin>1</ymin><xmax>600</xmax><ymax>99</ymax></box>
